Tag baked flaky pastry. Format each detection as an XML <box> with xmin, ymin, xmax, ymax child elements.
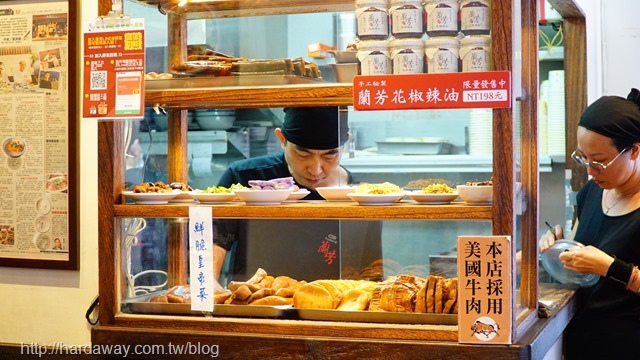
<box><xmin>369</xmin><ymin>274</ymin><xmax>424</xmax><ymax>312</ymax></box>
<box><xmin>293</xmin><ymin>279</ymin><xmax>377</xmax><ymax>310</ymax></box>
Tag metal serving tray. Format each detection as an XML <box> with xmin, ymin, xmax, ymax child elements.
<box><xmin>122</xmin><ymin>292</ymin><xmax>293</xmax><ymax>318</ymax></box>
<box><xmin>295</xmin><ymin>309</ymin><xmax>457</xmax><ymax>325</ymax></box>
<box><xmin>145</xmin><ymin>75</ymin><xmax>326</xmax><ymax>90</ymax></box>
<box><xmin>123</xmin><ymin>292</ymin><xmax>457</xmax><ymax>324</ymax></box>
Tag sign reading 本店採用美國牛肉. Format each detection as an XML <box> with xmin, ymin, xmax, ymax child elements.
<box><xmin>353</xmin><ymin>71</ymin><xmax>511</xmax><ymax>111</ymax></box>
<box><xmin>457</xmin><ymin>235</ymin><xmax>513</xmax><ymax>344</ymax></box>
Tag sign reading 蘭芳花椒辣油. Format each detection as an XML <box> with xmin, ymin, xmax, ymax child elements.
<box><xmin>353</xmin><ymin>71</ymin><xmax>511</xmax><ymax>111</ymax></box>
<box><xmin>457</xmin><ymin>235</ymin><xmax>513</xmax><ymax>344</ymax></box>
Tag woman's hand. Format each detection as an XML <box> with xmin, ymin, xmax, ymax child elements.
<box><xmin>558</xmin><ymin>245</ymin><xmax>615</xmax><ymax>277</ymax></box>
<box><xmin>539</xmin><ymin>224</ymin><xmax>564</xmax><ymax>253</ymax></box>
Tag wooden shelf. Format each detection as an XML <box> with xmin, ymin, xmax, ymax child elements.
<box><xmin>114</xmin><ymin>201</ymin><xmax>492</xmax><ymax>220</ymax></box>
<box><xmin>135</xmin><ymin>0</ymin><xmax>354</xmax><ymax>18</ymax></box>
<box><xmin>145</xmin><ymin>83</ymin><xmax>353</xmax><ymax>109</ymax></box>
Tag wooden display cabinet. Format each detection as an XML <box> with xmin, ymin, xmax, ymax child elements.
<box><xmin>92</xmin><ymin>0</ymin><xmax>583</xmax><ymax>358</ymax></box>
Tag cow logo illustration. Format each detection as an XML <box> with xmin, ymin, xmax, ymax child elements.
<box><xmin>470</xmin><ymin>316</ymin><xmax>500</xmax><ymax>341</ymax></box>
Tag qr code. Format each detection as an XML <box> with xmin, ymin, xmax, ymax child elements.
<box><xmin>90</xmin><ymin>71</ymin><xmax>107</xmax><ymax>90</ymax></box>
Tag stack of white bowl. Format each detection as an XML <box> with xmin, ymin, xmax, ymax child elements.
<box><xmin>151</xmin><ymin>110</ymin><xmax>194</xmax><ymax>131</ymax></box>
<box><xmin>539</xmin><ymin>80</ymin><xmax>549</xmax><ymax>155</ymax></box>
<box><xmin>515</xmin><ymin>99</ymin><xmax>522</xmax><ymax>155</ymax></box>
<box><xmin>468</xmin><ymin>108</ymin><xmax>493</xmax><ymax>155</ymax></box>
<box><xmin>195</xmin><ymin>109</ymin><xmax>235</xmax><ymax>130</ymax></box>
<box><xmin>546</xmin><ymin>70</ymin><xmax>565</xmax><ymax>155</ymax></box>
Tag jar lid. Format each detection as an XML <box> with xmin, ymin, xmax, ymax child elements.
<box><xmin>424</xmin><ymin>0</ymin><xmax>459</xmax><ymax>4</ymax></box>
<box><xmin>356</xmin><ymin>0</ymin><xmax>389</xmax><ymax>6</ymax></box>
<box><xmin>424</xmin><ymin>37</ymin><xmax>460</xmax><ymax>48</ymax></box>
<box><xmin>357</xmin><ymin>40</ymin><xmax>390</xmax><ymax>51</ymax></box>
<box><xmin>461</xmin><ymin>0</ymin><xmax>490</xmax><ymax>5</ymax></box>
<box><xmin>460</xmin><ymin>35</ymin><xmax>492</xmax><ymax>47</ymax></box>
<box><xmin>390</xmin><ymin>0</ymin><xmax>422</xmax><ymax>5</ymax></box>
<box><xmin>389</xmin><ymin>38</ymin><xmax>425</xmax><ymax>48</ymax></box>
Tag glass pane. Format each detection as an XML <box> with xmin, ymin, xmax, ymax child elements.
<box><xmin>120</xmin><ymin>217</ymin><xmax>170</xmax><ymax>301</ymax></box>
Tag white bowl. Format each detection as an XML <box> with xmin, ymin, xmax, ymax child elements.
<box><xmin>122</xmin><ymin>190</ymin><xmax>180</xmax><ymax>205</ymax></box>
<box><xmin>234</xmin><ymin>189</ymin><xmax>292</xmax><ymax>205</ymax></box>
<box><xmin>196</xmin><ymin>115</ymin><xmax>235</xmax><ymax>130</ymax></box>
<box><xmin>331</xmin><ymin>63</ymin><xmax>358</xmax><ymax>83</ymax></box>
<box><xmin>3</xmin><ymin>137</ymin><xmax>27</xmax><ymax>158</ymax></box>
<box><xmin>169</xmin><ymin>191</ymin><xmax>195</xmax><ymax>203</ymax></box>
<box><xmin>189</xmin><ymin>191</ymin><xmax>237</xmax><ymax>204</ymax></box>
<box><xmin>407</xmin><ymin>191</ymin><xmax>459</xmax><ymax>205</ymax></box>
<box><xmin>285</xmin><ymin>189</ymin><xmax>311</xmax><ymax>201</ymax></box>
<box><xmin>456</xmin><ymin>185</ymin><xmax>493</xmax><ymax>204</ymax></box>
<box><xmin>316</xmin><ymin>186</ymin><xmax>355</xmax><ymax>201</ymax></box>
<box><xmin>152</xmin><ymin>112</ymin><xmax>194</xmax><ymax>131</ymax></box>
<box><xmin>329</xmin><ymin>50</ymin><xmax>358</xmax><ymax>63</ymax></box>
<box><xmin>347</xmin><ymin>192</ymin><xmax>406</xmax><ymax>206</ymax></box>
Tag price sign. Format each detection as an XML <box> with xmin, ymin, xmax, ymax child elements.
<box><xmin>353</xmin><ymin>71</ymin><xmax>511</xmax><ymax>111</ymax></box>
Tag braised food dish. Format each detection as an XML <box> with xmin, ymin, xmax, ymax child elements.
<box><xmin>46</xmin><ymin>175</ymin><xmax>67</xmax><ymax>192</ymax></box>
<box><xmin>3</xmin><ymin>138</ymin><xmax>26</xmax><ymax>157</ymax></box>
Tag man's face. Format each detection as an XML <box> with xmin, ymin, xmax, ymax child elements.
<box><xmin>19</xmin><ymin>61</ymin><xmax>25</xmax><ymax>70</ymax></box>
<box><xmin>283</xmin><ymin>142</ymin><xmax>342</xmax><ymax>190</ymax></box>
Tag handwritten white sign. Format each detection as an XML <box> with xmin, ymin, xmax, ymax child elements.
<box><xmin>189</xmin><ymin>206</ymin><xmax>214</xmax><ymax>311</ymax></box>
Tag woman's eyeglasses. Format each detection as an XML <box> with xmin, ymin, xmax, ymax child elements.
<box><xmin>571</xmin><ymin>147</ymin><xmax>629</xmax><ymax>173</ymax></box>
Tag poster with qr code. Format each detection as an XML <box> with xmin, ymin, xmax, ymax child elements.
<box><xmin>82</xmin><ymin>19</ymin><xmax>145</xmax><ymax>119</ymax></box>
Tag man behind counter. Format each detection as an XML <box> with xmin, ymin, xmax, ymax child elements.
<box><xmin>213</xmin><ymin>107</ymin><xmax>380</xmax><ymax>283</ymax></box>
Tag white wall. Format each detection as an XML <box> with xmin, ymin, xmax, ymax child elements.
<box><xmin>599</xmin><ymin>0</ymin><xmax>640</xmax><ymax>97</ymax></box>
<box><xmin>575</xmin><ymin>0</ymin><xmax>603</xmax><ymax>102</ymax></box>
<box><xmin>0</xmin><ymin>1</ymin><xmax>98</xmax><ymax>346</ymax></box>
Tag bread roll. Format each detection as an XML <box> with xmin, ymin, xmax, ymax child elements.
<box><xmin>248</xmin><ymin>287</ymin><xmax>272</xmax><ymax>302</ymax></box>
<box><xmin>274</xmin><ymin>288</ymin><xmax>295</xmax><ymax>298</ymax></box>
<box><xmin>293</xmin><ymin>282</ymin><xmax>333</xmax><ymax>309</ymax></box>
<box><xmin>166</xmin><ymin>285</ymin><xmax>191</xmax><ymax>303</ymax></box>
<box><xmin>250</xmin><ymin>295</ymin><xmax>293</xmax><ymax>306</ymax></box>
<box><xmin>293</xmin><ymin>279</ymin><xmax>375</xmax><ymax>310</ymax></box>
<box><xmin>259</xmin><ymin>275</ymin><xmax>275</xmax><ymax>289</ymax></box>
<box><xmin>314</xmin><ymin>280</ymin><xmax>344</xmax><ymax>309</ymax></box>
<box><xmin>271</xmin><ymin>275</ymin><xmax>300</xmax><ymax>292</ymax></box>
<box><xmin>214</xmin><ymin>290</ymin><xmax>232</xmax><ymax>304</ymax></box>
<box><xmin>149</xmin><ymin>294</ymin><xmax>168</xmax><ymax>303</ymax></box>
<box><xmin>230</xmin><ymin>284</ymin><xmax>253</xmax><ymax>301</ymax></box>
<box><xmin>336</xmin><ymin>289</ymin><xmax>370</xmax><ymax>311</ymax></box>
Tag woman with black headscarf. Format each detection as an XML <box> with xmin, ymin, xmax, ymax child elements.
<box><xmin>540</xmin><ymin>89</ymin><xmax>640</xmax><ymax>359</ymax></box>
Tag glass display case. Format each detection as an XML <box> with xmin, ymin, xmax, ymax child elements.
<box><xmin>92</xmin><ymin>0</ymin><xmax>581</xmax><ymax>357</ymax></box>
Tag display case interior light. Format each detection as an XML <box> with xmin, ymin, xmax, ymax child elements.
<box><xmin>157</xmin><ymin>0</ymin><xmax>189</xmax><ymax>15</ymax></box>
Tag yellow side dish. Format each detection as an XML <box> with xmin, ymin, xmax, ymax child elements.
<box><xmin>421</xmin><ymin>183</ymin><xmax>454</xmax><ymax>194</ymax></box>
<box><xmin>354</xmin><ymin>182</ymin><xmax>402</xmax><ymax>194</ymax></box>
<box><xmin>200</xmin><ymin>183</ymin><xmax>247</xmax><ymax>193</ymax></box>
